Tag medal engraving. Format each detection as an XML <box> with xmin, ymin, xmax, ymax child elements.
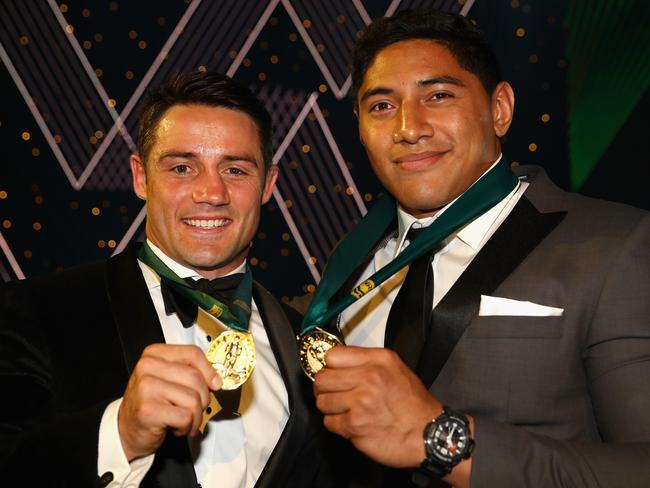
<box><xmin>298</xmin><ymin>328</ymin><xmax>342</xmax><ymax>380</ymax></box>
<box><xmin>206</xmin><ymin>330</ymin><xmax>256</xmax><ymax>390</ymax></box>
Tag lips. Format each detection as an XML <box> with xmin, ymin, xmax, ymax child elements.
<box><xmin>394</xmin><ymin>151</ymin><xmax>447</xmax><ymax>171</ymax></box>
<box><xmin>182</xmin><ymin>218</ymin><xmax>230</xmax><ymax>229</ymax></box>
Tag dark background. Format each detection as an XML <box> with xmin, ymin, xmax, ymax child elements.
<box><xmin>1</xmin><ymin>0</ymin><xmax>648</xmax><ymax>300</ymax></box>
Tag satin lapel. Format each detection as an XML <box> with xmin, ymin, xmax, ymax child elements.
<box><xmin>415</xmin><ymin>197</ymin><xmax>567</xmax><ymax>388</ymax></box>
<box><xmin>104</xmin><ymin>245</ymin><xmax>197</xmax><ymax>488</ymax></box>
<box><xmin>252</xmin><ymin>282</ymin><xmax>309</xmax><ymax>487</ymax></box>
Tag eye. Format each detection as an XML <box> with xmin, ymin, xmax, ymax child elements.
<box><xmin>172</xmin><ymin>164</ymin><xmax>190</xmax><ymax>174</ymax></box>
<box><xmin>369</xmin><ymin>101</ymin><xmax>393</xmax><ymax>112</ymax></box>
<box><xmin>430</xmin><ymin>92</ymin><xmax>452</xmax><ymax>101</ymax></box>
<box><xmin>225</xmin><ymin>167</ymin><xmax>246</xmax><ymax>175</ymax></box>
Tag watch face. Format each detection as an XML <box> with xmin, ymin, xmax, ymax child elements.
<box><xmin>431</xmin><ymin>417</ymin><xmax>471</xmax><ymax>463</ymax></box>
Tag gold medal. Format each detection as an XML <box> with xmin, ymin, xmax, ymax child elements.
<box><xmin>297</xmin><ymin>328</ymin><xmax>342</xmax><ymax>381</ymax></box>
<box><xmin>205</xmin><ymin>330</ymin><xmax>256</xmax><ymax>390</ymax></box>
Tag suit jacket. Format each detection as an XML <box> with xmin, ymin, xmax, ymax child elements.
<box><xmin>0</xmin><ymin>245</ymin><xmax>333</xmax><ymax>487</ymax></box>
<box><xmin>325</xmin><ymin>166</ymin><xmax>650</xmax><ymax>487</ymax></box>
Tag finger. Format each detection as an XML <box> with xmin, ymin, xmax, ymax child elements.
<box><xmin>324</xmin><ymin>345</ymin><xmax>393</xmax><ymax>369</ymax></box>
<box><xmin>142</xmin><ymin>343</ymin><xmax>221</xmax><ymax>390</ymax></box>
<box><xmin>315</xmin><ymin>391</ymin><xmax>355</xmax><ymax>415</ymax></box>
<box><xmin>322</xmin><ymin>413</ymin><xmax>352</xmax><ymax>439</ymax></box>
<box><xmin>138</xmin><ymin>374</ymin><xmax>205</xmax><ymax>435</ymax></box>
<box><xmin>135</xmin><ymin>355</ymin><xmax>212</xmax><ymax>408</ymax></box>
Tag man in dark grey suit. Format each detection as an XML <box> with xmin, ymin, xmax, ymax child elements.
<box><xmin>311</xmin><ymin>10</ymin><xmax>650</xmax><ymax>487</ymax></box>
<box><xmin>0</xmin><ymin>72</ymin><xmax>330</xmax><ymax>487</ymax></box>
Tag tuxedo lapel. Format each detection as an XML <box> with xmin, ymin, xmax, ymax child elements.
<box><xmin>104</xmin><ymin>245</ymin><xmax>197</xmax><ymax>488</ymax></box>
<box><xmin>252</xmin><ymin>282</ymin><xmax>311</xmax><ymax>487</ymax></box>
<box><xmin>415</xmin><ymin>197</ymin><xmax>567</xmax><ymax>388</ymax></box>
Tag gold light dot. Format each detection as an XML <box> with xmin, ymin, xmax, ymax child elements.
<box><xmin>557</xmin><ymin>59</ymin><xmax>568</xmax><ymax>68</ymax></box>
<box><xmin>318</xmin><ymin>84</ymin><xmax>327</xmax><ymax>93</ymax></box>
<box><xmin>33</xmin><ymin>222</ymin><xmax>42</xmax><ymax>231</ymax></box>
<box><xmin>308</xmin><ymin>185</ymin><xmax>317</xmax><ymax>193</ymax></box>
<box><xmin>19</xmin><ymin>36</ymin><xmax>29</xmax><ymax>45</ymax></box>
<box><xmin>89</xmin><ymin>136</ymin><xmax>97</xmax><ymax>144</ymax></box>
<box><xmin>528</xmin><ymin>143</ymin><xmax>538</xmax><ymax>152</ymax></box>
<box><xmin>337</xmin><ymin>15</ymin><xmax>345</xmax><ymax>24</ymax></box>
<box><xmin>548</xmin><ymin>16</ymin><xmax>556</xmax><ymax>25</ymax></box>
<box><xmin>95</xmin><ymin>68</ymin><xmax>103</xmax><ymax>77</ymax></box>
<box><xmin>35</xmin><ymin>195</ymin><xmax>44</xmax><ymax>204</ymax></box>
<box><xmin>302</xmin><ymin>144</ymin><xmax>310</xmax><ymax>153</ymax></box>
<box><xmin>95</xmin><ymin>130</ymin><xmax>104</xmax><ymax>138</ymax></box>
<box><xmin>198</xmin><ymin>65</ymin><xmax>207</xmax><ymax>73</ymax></box>
<box><xmin>97</xmin><ymin>240</ymin><xmax>106</xmax><ymax>248</ymax></box>
<box><xmin>21</xmin><ymin>132</ymin><xmax>31</xmax><ymax>141</ymax></box>
<box><xmin>94</xmin><ymin>33</ymin><xmax>103</xmax><ymax>42</ymax></box>
<box><xmin>157</xmin><ymin>16</ymin><xmax>166</xmax><ymax>26</ymax></box>
<box><xmin>53</xmin><ymin>134</ymin><xmax>62</xmax><ymax>143</ymax></box>
<box><xmin>346</xmin><ymin>187</ymin><xmax>354</xmax><ymax>195</ymax></box>
<box><xmin>511</xmin><ymin>161</ymin><xmax>520</xmax><ymax>168</ymax></box>
<box><xmin>303</xmin><ymin>19</ymin><xmax>311</xmax><ymax>28</ymax></box>
<box><xmin>70</xmin><ymin>201</ymin><xmax>79</xmax><ymax>209</ymax></box>
<box><xmin>289</xmin><ymin>160</ymin><xmax>298</xmax><ymax>169</ymax></box>
<box><xmin>284</xmin><ymin>199</ymin><xmax>293</xmax><ymax>208</ymax></box>
<box><xmin>281</xmin><ymin>233</ymin><xmax>290</xmax><ymax>241</ymax></box>
<box><xmin>2</xmin><ymin>220</ymin><xmax>11</xmax><ymax>229</ymax></box>
<box><xmin>270</xmin><ymin>55</ymin><xmax>279</xmax><ymax>64</ymax></box>
<box><xmin>280</xmin><ymin>248</ymin><xmax>289</xmax><ymax>256</ymax></box>
<box><xmin>260</xmin><ymin>40</ymin><xmax>269</xmax><ymax>49</ymax></box>
<box><xmin>364</xmin><ymin>193</ymin><xmax>373</xmax><ymax>202</ymax></box>
<box><xmin>243</xmin><ymin>58</ymin><xmax>252</xmax><ymax>67</ymax></box>
<box><xmin>308</xmin><ymin>113</ymin><xmax>316</xmax><ymax>121</ymax></box>
<box><xmin>334</xmin><ymin>184</ymin><xmax>342</xmax><ymax>192</ymax></box>
<box><xmin>83</xmin><ymin>40</ymin><xmax>92</xmax><ymax>49</ymax></box>
<box><xmin>516</xmin><ymin>28</ymin><xmax>525</xmax><ymax>37</ymax></box>
<box><xmin>510</xmin><ymin>0</ymin><xmax>519</xmax><ymax>7</ymax></box>
<box><xmin>306</xmin><ymin>284</ymin><xmax>316</xmax><ymax>293</ymax></box>
<box><xmin>31</xmin><ymin>184</ymin><xmax>39</xmax><ymax>192</ymax></box>
<box><xmin>289</xmin><ymin>33</ymin><xmax>297</xmax><ymax>42</ymax></box>
<box><xmin>125</xmin><ymin>70</ymin><xmax>134</xmax><ymax>80</ymax></box>
<box><xmin>24</xmin><ymin>250</ymin><xmax>32</xmax><ymax>259</ymax></box>
<box><xmin>108</xmin><ymin>240</ymin><xmax>116</xmax><ymax>248</ymax></box>
<box><xmin>66</xmin><ymin>24</ymin><xmax>74</xmax><ymax>34</ymax></box>
<box><xmin>82</xmin><ymin>8</ymin><xmax>90</xmax><ymax>17</ymax></box>
<box><xmin>259</xmin><ymin>260</ymin><xmax>268</xmax><ymax>270</ymax></box>
<box><xmin>309</xmin><ymin>256</ymin><xmax>317</xmax><ymax>264</ymax></box>
<box><xmin>0</xmin><ymin>191</ymin><xmax>7</xmax><ymax>199</ymax></box>
<box><xmin>107</xmin><ymin>99</ymin><xmax>116</xmax><ymax>107</ymax></box>
<box><xmin>138</xmin><ymin>40</ymin><xmax>147</xmax><ymax>49</ymax></box>
<box><xmin>250</xmin><ymin>257</ymin><xmax>259</xmax><ymax>265</ymax></box>
<box><xmin>257</xmin><ymin>231</ymin><xmax>267</xmax><ymax>240</ymax></box>
<box><xmin>229</xmin><ymin>50</ymin><xmax>237</xmax><ymax>59</ymax></box>
<box><xmin>270</xmin><ymin>16</ymin><xmax>279</xmax><ymax>26</ymax></box>
<box><xmin>258</xmin><ymin>72</ymin><xmax>267</xmax><ymax>81</ymax></box>
<box><xmin>109</xmin><ymin>1</ymin><xmax>118</xmax><ymax>11</ymax></box>
<box><xmin>91</xmin><ymin>207</ymin><xmax>100</xmax><ymax>216</ymax></box>
<box><xmin>128</xmin><ymin>30</ymin><xmax>137</xmax><ymax>39</ymax></box>
<box><xmin>59</xmin><ymin>3</ymin><xmax>68</xmax><ymax>13</ymax></box>
<box><xmin>541</xmin><ymin>113</ymin><xmax>550</xmax><ymax>123</ymax></box>
<box><xmin>529</xmin><ymin>54</ymin><xmax>538</xmax><ymax>64</ymax></box>
<box><xmin>119</xmin><ymin>205</ymin><xmax>128</xmax><ymax>214</ymax></box>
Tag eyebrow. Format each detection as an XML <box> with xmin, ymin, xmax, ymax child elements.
<box><xmin>359</xmin><ymin>76</ymin><xmax>466</xmax><ymax>103</ymax></box>
<box><xmin>158</xmin><ymin>151</ymin><xmax>260</xmax><ymax>165</ymax></box>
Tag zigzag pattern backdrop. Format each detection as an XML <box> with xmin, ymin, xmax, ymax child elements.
<box><xmin>1</xmin><ymin>0</ymin><xmax>647</xmax><ymax>299</ymax></box>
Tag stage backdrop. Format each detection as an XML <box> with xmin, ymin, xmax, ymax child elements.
<box><xmin>1</xmin><ymin>0</ymin><xmax>648</xmax><ymax>300</ymax></box>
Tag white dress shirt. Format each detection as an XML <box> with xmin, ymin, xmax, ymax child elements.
<box><xmin>340</xmin><ymin>156</ymin><xmax>529</xmax><ymax>347</ymax></box>
<box><xmin>97</xmin><ymin>241</ymin><xmax>289</xmax><ymax>487</ymax></box>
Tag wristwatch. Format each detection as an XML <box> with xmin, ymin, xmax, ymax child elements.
<box><xmin>414</xmin><ymin>407</ymin><xmax>474</xmax><ymax>483</ymax></box>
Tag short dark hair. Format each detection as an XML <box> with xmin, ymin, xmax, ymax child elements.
<box><xmin>137</xmin><ymin>71</ymin><xmax>273</xmax><ymax>169</ymax></box>
<box><xmin>351</xmin><ymin>9</ymin><xmax>501</xmax><ymax>102</ymax></box>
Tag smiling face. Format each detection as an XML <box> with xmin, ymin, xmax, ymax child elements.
<box><xmin>131</xmin><ymin>104</ymin><xmax>277</xmax><ymax>279</ymax></box>
<box><xmin>357</xmin><ymin>39</ymin><xmax>514</xmax><ymax>218</ymax></box>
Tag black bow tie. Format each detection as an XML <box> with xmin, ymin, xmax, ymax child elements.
<box><xmin>160</xmin><ymin>273</ymin><xmax>245</xmax><ymax>328</ymax></box>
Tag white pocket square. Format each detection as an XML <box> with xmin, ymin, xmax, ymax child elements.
<box><xmin>479</xmin><ymin>295</ymin><xmax>564</xmax><ymax>317</ymax></box>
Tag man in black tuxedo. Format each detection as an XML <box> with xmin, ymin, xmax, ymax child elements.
<box><xmin>310</xmin><ymin>10</ymin><xmax>650</xmax><ymax>488</ymax></box>
<box><xmin>0</xmin><ymin>72</ymin><xmax>329</xmax><ymax>487</ymax></box>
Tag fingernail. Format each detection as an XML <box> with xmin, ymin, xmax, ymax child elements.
<box><xmin>211</xmin><ymin>375</ymin><xmax>221</xmax><ymax>390</ymax></box>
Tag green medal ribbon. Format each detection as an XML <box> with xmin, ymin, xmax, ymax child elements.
<box><xmin>300</xmin><ymin>158</ymin><xmax>519</xmax><ymax>336</ymax></box>
<box><xmin>138</xmin><ymin>242</ymin><xmax>253</xmax><ymax>332</ymax></box>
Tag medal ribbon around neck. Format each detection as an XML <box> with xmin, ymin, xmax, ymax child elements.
<box><xmin>138</xmin><ymin>242</ymin><xmax>253</xmax><ymax>332</ymax></box>
<box><xmin>300</xmin><ymin>157</ymin><xmax>519</xmax><ymax>338</ymax></box>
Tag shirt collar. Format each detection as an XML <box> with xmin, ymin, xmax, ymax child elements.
<box><xmin>395</xmin><ymin>154</ymin><xmax>510</xmax><ymax>253</ymax></box>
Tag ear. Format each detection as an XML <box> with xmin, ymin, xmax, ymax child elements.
<box><xmin>261</xmin><ymin>164</ymin><xmax>279</xmax><ymax>204</ymax></box>
<box><xmin>491</xmin><ymin>81</ymin><xmax>515</xmax><ymax>137</ymax></box>
<box><xmin>130</xmin><ymin>154</ymin><xmax>147</xmax><ymax>200</ymax></box>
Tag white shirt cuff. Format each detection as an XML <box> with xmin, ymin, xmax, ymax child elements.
<box><xmin>97</xmin><ymin>398</ymin><xmax>155</xmax><ymax>487</ymax></box>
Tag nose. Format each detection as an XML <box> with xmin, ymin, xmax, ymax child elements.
<box><xmin>393</xmin><ymin>102</ymin><xmax>433</xmax><ymax>144</ymax></box>
<box><xmin>192</xmin><ymin>170</ymin><xmax>229</xmax><ymax>206</ymax></box>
